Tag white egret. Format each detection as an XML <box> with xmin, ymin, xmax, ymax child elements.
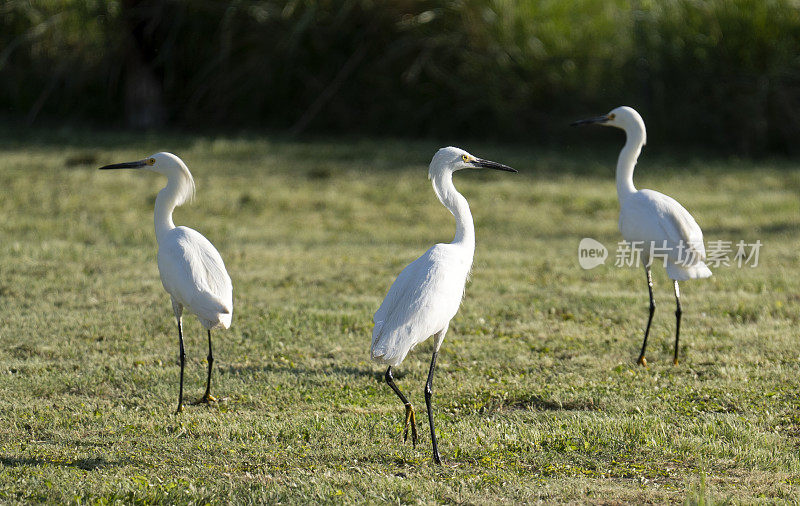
<box><xmin>371</xmin><ymin>147</ymin><xmax>516</xmax><ymax>464</ymax></box>
<box><xmin>572</xmin><ymin>106</ymin><xmax>711</xmax><ymax>366</ymax></box>
<box><xmin>99</xmin><ymin>152</ymin><xmax>233</xmax><ymax>412</ymax></box>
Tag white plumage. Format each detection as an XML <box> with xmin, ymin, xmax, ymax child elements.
<box><xmin>573</xmin><ymin>106</ymin><xmax>711</xmax><ymax>366</ymax></box>
<box><xmin>371</xmin><ymin>243</ymin><xmax>470</xmax><ymax>366</ymax></box>
<box><xmin>620</xmin><ymin>189</ymin><xmax>711</xmax><ymax>281</ymax></box>
<box><xmin>158</xmin><ymin>226</ymin><xmax>233</xmax><ymax>330</ymax></box>
<box><xmin>100</xmin><ymin>152</ymin><xmax>232</xmax><ymax>411</ymax></box>
<box><xmin>371</xmin><ymin>146</ymin><xmax>516</xmax><ymax>464</ymax></box>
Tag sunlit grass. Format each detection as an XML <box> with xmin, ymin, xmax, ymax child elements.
<box><xmin>0</xmin><ymin>128</ymin><xmax>799</xmax><ymax>502</ymax></box>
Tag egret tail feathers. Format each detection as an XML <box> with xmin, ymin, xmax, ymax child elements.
<box><xmin>371</xmin><ymin>322</ymin><xmax>416</xmax><ymax>367</ymax></box>
<box><xmin>190</xmin><ymin>291</ymin><xmax>233</xmax><ymax>329</ymax></box>
<box><xmin>666</xmin><ymin>261</ymin><xmax>712</xmax><ymax>281</ymax></box>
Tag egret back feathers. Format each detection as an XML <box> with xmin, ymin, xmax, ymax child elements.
<box><xmin>371</xmin><ymin>244</ymin><xmax>471</xmax><ymax>366</ymax></box>
<box><xmin>158</xmin><ymin>226</ymin><xmax>233</xmax><ymax>330</ymax></box>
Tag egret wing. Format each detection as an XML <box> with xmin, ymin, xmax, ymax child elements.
<box><xmin>371</xmin><ymin>244</ymin><xmax>468</xmax><ymax>366</ymax></box>
<box><xmin>622</xmin><ymin>189</ymin><xmax>706</xmax><ymax>264</ymax></box>
<box><xmin>158</xmin><ymin>227</ymin><xmax>233</xmax><ymax>328</ymax></box>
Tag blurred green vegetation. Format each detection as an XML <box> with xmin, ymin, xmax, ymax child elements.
<box><xmin>1</xmin><ymin>0</ymin><xmax>800</xmax><ymax>153</ymax></box>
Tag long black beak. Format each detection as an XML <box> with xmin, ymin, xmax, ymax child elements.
<box><xmin>98</xmin><ymin>160</ymin><xmax>147</xmax><ymax>170</ymax></box>
<box><xmin>471</xmin><ymin>158</ymin><xmax>517</xmax><ymax>173</ymax></box>
<box><xmin>570</xmin><ymin>115</ymin><xmax>610</xmax><ymax>127</ymax></box>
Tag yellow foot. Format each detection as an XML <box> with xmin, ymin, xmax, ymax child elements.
<box><xmin>637</xmin><ymin>356</ymin><xmax>648</xmax><ymax>367</ymax></box>
<box><xmin>175</xmin><ymin>404</ymin><xmax>184</xmax><ymax>414</ymax></box>
<box><xmin>403</xmin><ymin>403</ymin><xmax>419</xmax><ymax>447</ymax></box>
<box><xmin>673</xmin><ymin>358</ymin><xmax>679</xmax><ymax>366</ymax></box>
<box><xmin>194</xmin><ymin>394</ymin><xmax>218</xmax><ymax>405</ymax></box>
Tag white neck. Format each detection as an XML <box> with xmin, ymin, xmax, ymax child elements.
<box><xmin>616</xmin><ymin>125</ymin><xmax>645</xmax><ymax>199</ymax></box>
<box><xmin>154</xmin><ymin>177</ymin><xmax>183</xmax><ymax>239</ymax></box>
<box><xmin>431</xmin><ymin>170</ymin><xmax>475</xmax><ymax>252</ymax></box>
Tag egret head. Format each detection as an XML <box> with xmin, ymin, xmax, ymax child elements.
<box><xmin>99</xmin><ymin>152</ymin><xmax>195</xmax><ymax>204</ymax></box>
<box><xmin>428</xmin><ymin>147</ymin><xmax>516</xmax><ymax>180</ymax></box>
<box><xmin>571</xmin><ymin>106</ymin><xmax>646</xmax><ymax>144</ymax></box>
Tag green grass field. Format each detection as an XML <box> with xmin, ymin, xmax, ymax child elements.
<box><xmin>1</xmin><ymin>128</ymin><xmax>799</xmax><ymax>503</ymax></box>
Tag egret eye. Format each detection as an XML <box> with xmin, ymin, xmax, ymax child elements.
<box><xmin>147</xmin><ymin>158</ymin><xmax>156</xmax><ymax>165</ymax></box>
<box><xmin>608</xmin><ymin>113</ymin><xmax>616</xmax><ymax>120</ymax></box>
<box><xmin>461</xmin><ymin>155</ymin><xmax>469</xmax><ymax>163</ymax></box>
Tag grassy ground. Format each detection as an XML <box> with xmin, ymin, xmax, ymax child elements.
<box><xmin>1</xmin><ymin>127</ymin><xmax>799</xmax><ymax>503</ymax></box>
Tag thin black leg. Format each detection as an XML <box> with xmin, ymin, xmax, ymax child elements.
<box><xmin>425</xmin><ymin>350</ymin><xmax>441</xmax><ymax>465</ymax></box>
<box><xmin>637</xmin><ymin>266</ymin><xmax>656</xmax><ymax>367</ymax></box>
<box><xmin>673</xmin><ymin>280</ymin><xmax>682</xmax><ymax>365</ymax></box>
<box><xmin>385</xmin><ymin>367</ymin><xmax>418</xmax><ymax>446</ymax></box>
<box><xmin>176</xmin><ymin>319</ymin><xmax>186</xmax><ymax>413</ymax></box>
<box><xmin>200</xmin><ymin>329</ymin><xmax>216</xmax><ymax>402</ymax></box>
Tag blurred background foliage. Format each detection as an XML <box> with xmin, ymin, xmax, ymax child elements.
<box><xmin>1</xmin><ymin>0</ymin><xmax>799</xmax><ymax>153</ymax></box>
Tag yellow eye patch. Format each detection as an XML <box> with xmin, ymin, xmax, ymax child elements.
<box><xmin>147</xmin><ymin>158</ymin><xmax>156</xmax><ymax>165</ymax></box>
<box><xmin>462</xmin><ymin>154</ymin><xmax>470</xmax><ymax>162</ymax></box>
